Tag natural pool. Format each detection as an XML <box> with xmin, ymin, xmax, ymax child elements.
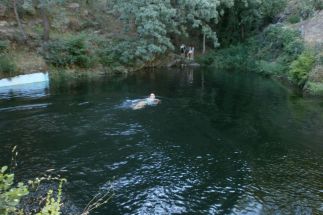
<box><xmin>0</xmin><ymin>68</ymin><xmax>322</xmax><ymax>214</ymax></box>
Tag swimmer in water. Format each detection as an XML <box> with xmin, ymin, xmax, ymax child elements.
<box><xmin>132</xmin><ymin>93</ymin><xmax>160</xmax><ymax>110</ymax></box>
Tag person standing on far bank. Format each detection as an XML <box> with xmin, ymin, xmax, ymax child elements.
<box><xmin>187</xmin><ymin>46</ymin><xmax>194</xmax><ymax>61</ymax></box>
<box><xmin>180</xmin><ymin>44</ymin><xmax>186</xmax><ymax>57</ymax></box>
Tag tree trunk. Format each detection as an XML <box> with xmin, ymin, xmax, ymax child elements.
<box><xmin>40</xmin><ymin>4</ymin><xmax>50</xmax><ymax>42</ymax></box>
<box><xmin>241</xmin><ymin>25</ymin><xmax>245</xmax><ymax>41</ymax></box>
<box><xmin>13</xmin><ymin>0</ymin><xmax>27</xmax><ymax>42</ymax></box>
<box><xmin>202</xmin><ymin>33</ymin><xmax>206</xmax><ymax>54</ymax></box>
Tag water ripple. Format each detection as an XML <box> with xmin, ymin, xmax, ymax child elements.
<box><xmin>0</xmin><ymin>103</ymin><xmax>51</xmax><ymax>112</ymax></box>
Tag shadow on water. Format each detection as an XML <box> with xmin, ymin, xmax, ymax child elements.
<box><xmin>0</xmin><ymin>68</ymin><xmax>322</xmax><ymax>214</ymax></box>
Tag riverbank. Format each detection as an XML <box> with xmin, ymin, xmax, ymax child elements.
<box><xmin>1</xmin><ymin>0</ymin><xmax>322</xmax><ymax>96</ymax></box>
<box><xmin>197</xmin><ymin>9</ymin><xmax>323</xmax><ymax>96</ymax></box>
<box><xmin>0</xmin><ymin>47</ymin><xmax>47</xmax><ymax>78</ymax></box>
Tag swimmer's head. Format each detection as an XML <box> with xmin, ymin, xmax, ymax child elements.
<box><xmin>149</xmin><ymin>93</ymin><xmax>156</xmax><ymax>99</ymax></box>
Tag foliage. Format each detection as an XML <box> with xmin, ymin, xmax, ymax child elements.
<box><xmin>200</xmin><ymin>43</ymin><xmax>254</xmax><ymax>71</ymax></box>
<box><xmin>256</xmin><ymin>60</ymin><xmax>285</xmax><ymax>76</ymax></box>
<box><xmin>216</xmin><ymin>0</ymin><xmax>287</xmax><ymax>46</ymax></box>
<box><xmin>0</xmin><ymin>163</ymin><xmax>66</xmax><ymax>215</ymax></box>
<box><xmin>260</xmin><ymin>25</ymin><xmax>304</xmax><ymax>60</ymax></box>
<box><xmin>289</xmin><ymin>52</ymin><xmax>315</xmax><ymax>88</ymax></box>
<box><xmin>98</xmin><ymin>39</ymin><xmax>161</xmax><ymax>68</ymax></box>
<box><xmin>0</xmin><ymin>56</ymin><xmax>17</xmax><ymax>74</ymax></box>
<box><xmin>111</xmin><ymin>0</ymin><xmax>228</xmax><ymax>54</ymax></box>
<box><xmin>21</xmin><ymin>0</ymin><xmax>36</xmax><ymax>15</ymax></box>
<box><xmin>42</xmin><ymin>35</ymin><xmax>96</xmax><ymax>68</ymax></box>
<box><xmin>36</xmin><ymin>179</ymin><xmax>66</xmax><ymax>215</ymax></box>
<box><xmin>305</xmin><ymin>81</ymin><xmax>323</xmax><ymax>96</ymax></box>
<box><xmin>0</xmin><ymin>40</ymin><xmax>15</xmax><ymax>74</ymax></box>
<box><xmin>199</xmin><ymin>25</ymin><xmax>304</xmax><ymax>77</ymax></box>
<box><xmin>289</xmin><ymin>0</ymin><xmax>323</xmax><ymax>22</ymax></box>
<box><xmin>288</xmin><ymin>15</ymin><xmax>301</xmax><ymax>24</ymax></box>
<box><xmin>261</xmin><ymin>0</ymin><xmax>287</xmax><ymax>20</ymax></box>
<box><xmin>1</xmin><ymin>145</ymin><xmax>65</xmax><ymax>215</ymax></box>
<box><xmin>0</xmin><ymin>40</ymin><xmax>10</xmax><ymax>54</ymax></box>
<box><xmin>298</xmin><ymin>0</ymin><xmax>321</xmax><ymax>19</ymax></box>
<box><xmin>0</xmin><ymin>164</ymin><xmax>114</xmax><ymax>215</ymax></box>
<box><xmin>1</xmin><ymin>144</ymin><xmax>113</xmax><ymax>215</ymax></box>
<box><xmin>0</xmin><ymin>166</ymin><xmax>29</xmax><ymax>215</ymax></box>
<box><xmin>313</xmin><ymin>0</ymin><xmax>323</xmax><ymax>10</ymax></box>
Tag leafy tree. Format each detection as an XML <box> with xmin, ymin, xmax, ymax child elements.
<box><xmin>13</xmin><ymin>0</ymin><xmax>28</xmax><ymax>42</ymax></box>
<box><xmin>112</xmin><ymin>0</ymin><xmax>177</xmax><ymax>52</ymax></box>
<box><xmin>112</xmin><ymin>0</ymin><xmax>229</xmax><ymax>54</ymax></box>
<box><xmin>36</xmin><ymin>0</ymin><xmax>65</xmax><ymax>42</ymax></box>
<box><xmin>216</xmin><ymin>0</ymin><xmax>286</xmax><ymax>46</ymax></box>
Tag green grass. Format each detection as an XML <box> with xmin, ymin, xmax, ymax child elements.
<box><xmin>0</xmin><ymin>55</ymin><xmax>17</xmax><ymax>74</ymax></box>
<box><xmin>305</xmin><ymin>81</ymin><xmax>323</xmax><ymax>96</ymax></box>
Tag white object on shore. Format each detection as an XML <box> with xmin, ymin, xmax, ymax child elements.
<box><xmin>0</xmin><ymin>73</ymin><xmax>49</xmax><ymax>99</ymax></box>
<box><xmin>0</xmin><ymin>72</ymin><xmax>49</xmax><ymax>88</ymax></box>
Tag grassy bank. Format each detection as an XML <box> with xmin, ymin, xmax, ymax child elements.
<box><xmin>0</xmin><ymin>40</ymin><xmax>47</xmax><ymax>78</ymax></box>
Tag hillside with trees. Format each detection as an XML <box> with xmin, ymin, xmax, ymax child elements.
<box><xmin>0</xmin><ymin>0</ymin><xmax>322</xmax><ymax>94</ymax></box>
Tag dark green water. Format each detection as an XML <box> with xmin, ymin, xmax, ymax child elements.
<box><xmin>0</xmin><ymin>68</ymin><xmax>322</xmax><ymax>214</ymax></box>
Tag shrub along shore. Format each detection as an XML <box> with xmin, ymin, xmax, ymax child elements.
<box><xmin>197</xmin><ymin>24</ymin><xmax>320</xmax><ymax>95</ymax></box>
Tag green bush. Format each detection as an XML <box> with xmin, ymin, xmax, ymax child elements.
<box><xmin>199</xmin><ymin>43</ymin><xmax>256</xmax><ymax>71</ymax></box>
<box><xmin>288</xmin><ymin>15</ymin><xmax>301</xmax><ymax>24</ymax></box>
<box><xmin>0</xmin><ymin>164</ymin><xmax>66</xmax><ymax>215</ymax></box>
<box><xmin>0</xmin><ymin>166</ymin><xmax>29</xmax><ymax>215</ymax></box>
<box><xmin>196</xmin><ymin>53</ymin><xmax>214</xmax><ymax>66</ymax></box>
<box><xmin>0</xmin><ymin>55</ymin><xmax>17</xmax><ymax>74</ymax></box>
<box><xmin>319</xmin><ymin>53</ymin><xmax>323</xmax><ymax>65</ymax></box>
<box><xmin>199</xmin><ymin>25</ymin><xmax>304</xmax><ymax>78</ymax></box>
<box><xmin>256</xmin><ymin>60</ymin><xmax>285</xmax><ymax>76</ymax></box>
<box><xmin>21</xmin><ymin>0</ymin><xmax>36</xmax><ymax>15</ymax></box>
<box><xmin>98</xmin><ymin>39</ymin><xmax>159</xmax><ymax>68</ymax></box>
<box><xmin>216</xmin><ymin>0</ymin><xmax>287</xmax><ymax>46</ymax></box>
<box><xmin>289</xmin><ymin>52</ymin><xmax>315</xmax><ymax>88</ymax></box>
<box><xmin>36</xmin><ymin>179</ymin><xmax>65</xmax><ymax>215</ymax></box>
<box><xmin>42</xmin><ymin>35</ymin><xmax>96</xmax><ymax>68</ymax></box>
<box><xmin>298</xmin><ymin>0</ymin><xmax>321</xmax><ymax>19</ymax></box>
<box><xmin>305</xmin><ymin>82</ymin><xmax>323</xmax><ymax>96</ymax></box>
<box><xmin>216</xmin><ymin>44</ymin><xmax>254</xmax><ymax>70</ymax></box>
<box><xmin>0</xmin><ymin>40</ymin><xmax>10</xmax><ymax>54</ymax></box>
<box><xmin>313</xmin><ymin>0</ymin><xmax>323</xmax><ymax>10</ymax></box>
<box><xmin>262</xmin><ymin>25</ymin><xmax>304</xmax><ymax>60</ymax></box>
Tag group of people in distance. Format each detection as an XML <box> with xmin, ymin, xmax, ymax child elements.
<box><xmin>180</xmin><ymin>44</ymin><xmax>195</xmax><ymax>60</ymax></box>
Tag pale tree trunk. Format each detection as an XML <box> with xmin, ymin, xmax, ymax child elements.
<box><xmin>202</xmin><ymin>33</ymin><xmax>206</xmax><ymax>54</ymax></box>
<box><xmin>40</xmin><ymin>3</ymin><xmax>50</xmax><ymax>42</ymax></box>
<box><xmin>13</xmin><ymin>0</ymin><xmax>27</xmax><ymax>42</ymax></box>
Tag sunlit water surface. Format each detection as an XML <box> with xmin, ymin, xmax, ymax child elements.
<box><xmin>0</xmin><ymin>68</ymin><xmax>322</xmax><ymax>214</ymax></box>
